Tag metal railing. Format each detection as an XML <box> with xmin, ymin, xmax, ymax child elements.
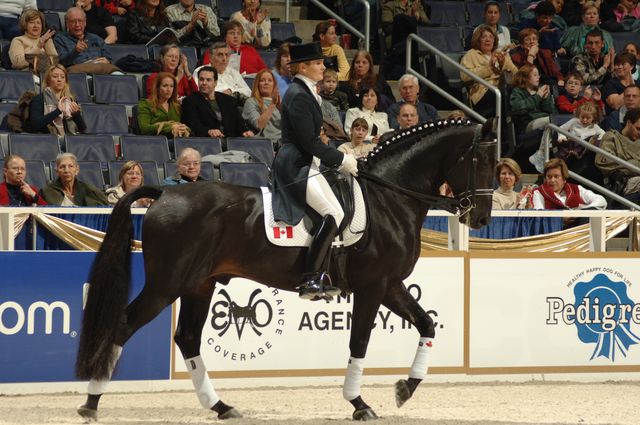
<box><xmin>406</xmin><ymin>34</ymin><xmax>502</xmax><ymax>158</ymax></box>
<box><xmin>306</xmin><ymin>0</ymin><xmax>370</xmax><ymax>51</ymax></box>
<box><xmin>544</xmin><ymin>123</ymin><xmax>640</xmax><ymax>211</ymax></box>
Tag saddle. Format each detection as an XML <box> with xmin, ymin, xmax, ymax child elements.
<box><xmin>261</xmin><ymin>172</ymin><xmax>366</xmax><ymax>248</ymax></box>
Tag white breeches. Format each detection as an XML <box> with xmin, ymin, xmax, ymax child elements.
<box><xmin>306</xmin><ymin>158</ymin><xmax>344</xmax><ymax>227</ymax></box>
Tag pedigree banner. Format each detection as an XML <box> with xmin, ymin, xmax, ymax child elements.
<box><xmin>469</xmin><ymin>256</ymin><xmax>640</xmax><ymax>371</ymax></box>
<box><xmin>173</xmin><ymin>256</ymin><xmax>466</xmax><ymax>376</ymax></box>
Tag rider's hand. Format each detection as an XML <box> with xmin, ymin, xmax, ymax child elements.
<box><xmin>339</xmin><ymin>153</ymin><xmax>358</xmax><ymax>177</ymax></box>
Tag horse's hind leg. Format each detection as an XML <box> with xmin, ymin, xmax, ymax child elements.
<box><xmin>78</xmin><ymin>288</ymin><xmax>177</xmax><ymax>421</ymax></box>
<box><xmin>382</xmin><ymin>282</ymin><xmax>435</xmax><ymax>408</ymax></box>
<box><xmin>175</xmin><ymin>287</ymin><xmax>242</xmax><ymax>420</ymax></box>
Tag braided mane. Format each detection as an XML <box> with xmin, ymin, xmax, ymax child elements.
<box><xmin>359</xmin><ymin>118</ymin><xmax>474</xmax><ymax>171</ymax></box>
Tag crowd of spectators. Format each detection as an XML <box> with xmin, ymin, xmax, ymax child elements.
<box><xmin>1</xmin><ymin>0</ymin><xmax>639</xmax><ymax>213</ymax></box>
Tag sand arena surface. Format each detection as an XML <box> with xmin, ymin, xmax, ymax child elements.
<box><xmin>0</xmin><ymin>381</ymin><xmax>639</xmax><ymax>425</ymax></box>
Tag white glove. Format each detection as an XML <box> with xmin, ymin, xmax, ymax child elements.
<box><xmin>339</xmin><ymin>153</ymin><xmax>358</xmax><ymax>177</ymax></box>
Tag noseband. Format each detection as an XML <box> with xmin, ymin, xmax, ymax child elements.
<box><xmin>358</xmin><ymin>124</ymin><xmax>496</xmax><ymax>216</ymax></box>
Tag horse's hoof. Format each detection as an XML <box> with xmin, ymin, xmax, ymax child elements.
<box><xmin>77</xmin><ymin>404</ymin><xmax>98</xmax><ymax>422</ymax></box>
<box><xmin>353</xmin><ymin>408</ymin><xmax>379</xmax><ymax>421</ymax></box>
<box><xmin>395</xmin><ymin>379</ymin><xmax>411</xmax><ymax>408</ymax></box>
<box><xmin>218</xmin><ymin>407</ymin><xmax>242</xmax><ymax>419</ymax></box>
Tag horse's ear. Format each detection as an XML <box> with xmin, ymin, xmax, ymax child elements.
<box><xmin>481</xmin><ymin>117</ymin><xmax>498</xmax><ymax>139</ymax></box>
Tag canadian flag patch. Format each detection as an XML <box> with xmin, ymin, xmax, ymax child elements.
<box><xmin>273</xmin><ymin>226</ymin><xmax>294</xmax><ymax>239</ymax></box>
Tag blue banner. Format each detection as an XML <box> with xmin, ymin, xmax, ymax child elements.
<box><xmin>0</xmin><ymin>252</ymin><xmax>171</xmax><ymax>383</ymax></box>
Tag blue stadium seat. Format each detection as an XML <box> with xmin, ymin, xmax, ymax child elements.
<box><xmin>106</xmin><ymin>44</ymin><xmax>149</xmax><ymax>65</ymax></box>
<box><xmin>416</xmin><ymin>26</ymin><xmax>464</xmax><ymax>54</ymax></box>
<box><xmin>244</xmin><ymin>77</ymin><xmax>255</xmax><ymax>90</ymax></box>
<box><xmin>550</xmin><ymin>114</ymin><xmax>573</xmax><ymax>126</ymax></box>
<box><xmin>611</xmin><ymin>32</ymin><xmax>638</xmax><ymax>55</ymax></box>
<box><xmin>43</xmin><ymin>11</ymin><xmax>62</xmax><ymax>31</ymax></box>
<box><xmin>82</xmin><ymin>103</ymin><xmax>129</xmax><ymax>134</ymax></box>
<box><xmin>258</xmin><ymin>50</ymin><xmax>278</xmax><ymax>69</ymax></box>
<box><xmin>9</xmin><ymin>133</ymin><xmax>60</xmax><ymax>162</ymax></box>
<box><xmin>108</xmin><ymin>160</ymin><xmax>160</xmax><ymax>186</ymax></box>
<box><xmin>164</xmin><ymin>160</ymin><xmax>216</xmax><ymax>181</ymax></box>
<box><xmin>271</xmin><ymin>22</ymin><xmax>296</xmax><ymax>42</ymax></box>
<box><xmin>37</xmin><ymin>0</ymin><xmax>74</xmax><ymax>12</ymax></box>
<box><xmin>65</xmin><ymin>134</ymin><xmax>117</xmax><ymax>163</ymax></box>
<box><xmin>150</xmin><ymin>45</ymin><xmax>198</xmax><ymax>73</ymax></box>
<box><xmin>0</xmin><ymin>71</ymin><xmax>36</xmax><ymax>102</ymax></box>
<box><xmin>94</xmin><ymin>74</ymin><xmax>139</xmax><ymax>105</ymax></box>
<box><xmin>24</xmin><ymin>160</ymin><xmax>49</xmax><ymax>189</ymax></box>
<box><xmin>174</xmin><ymin>137</ymin><xmax>222</xmax><ymax>157</ymax></box>
<box><xmin>0</xmin><ymin>102</ymin><xmax>16</xmax><ymax>133</ymax></box>
<box><xmin>120</xmin><ymin>135</ymin><xmax>171</xmax><ymax>164</ymax></box>
<box><xmin>77</xmin><ymin>160</ymin><xmax>106</xmax><ymax>189</ymax></box>
<box><xmin>219</xmin><ymin>162</ymin><xmax>269</xmax><ymax>188</ymax></box>
<box><xmin>68</xmin><ymin>73</ymin><xmax>91</xmax><ymax>103</ymax></box>
<box><xmin>226</xmin><ymin>137</ymin><xmax>274</xmax><ymax>169</ymax></box>
<box><xmin>218</xmin><ymin>0</ymin><xmax>242</xmax><ymax>19</ymax></box>
<box><xmin>113</xmin><ymin>15</ymin><xmax>127</xmax><ymax>43</ymax></box>
<box><xmin>424</xmin><ymin>1</ymin><xmax>468</xmax><ymax>26</ymax></box>
<box><xmin>0</xmin><ymin>39</ymin><xmax>11</xmax><ymax>69</ymax></box>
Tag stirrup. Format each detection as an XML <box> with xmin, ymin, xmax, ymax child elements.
<box><xmin>297</xmin><ymin>272</ymin><xmax>340</xmax><ymax>300</ymax></box>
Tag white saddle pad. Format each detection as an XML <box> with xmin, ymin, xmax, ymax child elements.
<box><xmin>261</xmin><ymin>179</ymin><xmax>367</xmax><ymax>248</ymax></box>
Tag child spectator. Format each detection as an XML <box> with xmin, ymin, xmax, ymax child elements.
<box><xmin>338</xmin><ymin>117</ymin><xmax>373</xmax><ymax>159</ymax></box>
<box><xmin>320</xmin><ymin>69</ymin><xmax>348</xmax><ymax>111</ymax></box>
<box><xmin>556</xmin><ymin>100</ymin><xmax>605</xmax><ymax>160</ymax></box>
<box><xmin>556</xmin><ymin>72</ymin><xmax>604</xmax><ymax>114</ymax></box>
<box><xmin>510</xmin><ymin>64</ymin><xmax>556</xmax><ymax>135</ymax></box>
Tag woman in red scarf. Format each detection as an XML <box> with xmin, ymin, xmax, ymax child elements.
<box><xmin>532</xmin><ymin>158</ymin><xmax>606</xmax><ymax>209</ymax></box>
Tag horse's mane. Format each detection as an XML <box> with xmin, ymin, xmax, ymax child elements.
<box><xmin>359</xmin><ymin>118</ymin><xmax>474</xmax><ymax>172</ymax></box>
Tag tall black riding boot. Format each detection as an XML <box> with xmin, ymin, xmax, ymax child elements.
<box><xmin>298</xmin><ymin>215</ymin><xmax>341</xmax><ymax>300</ymax></box>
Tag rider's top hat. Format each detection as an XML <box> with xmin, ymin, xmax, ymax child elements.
<box><xmin>289</xmin><ymin>42</ymin><xmax>324</xmax><ymax>64</ymax></box>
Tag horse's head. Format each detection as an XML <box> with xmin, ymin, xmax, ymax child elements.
<box><xmin>445</xmin><ymin>119</ymin><xmax>497</xmax><ymax>229</ymax></box>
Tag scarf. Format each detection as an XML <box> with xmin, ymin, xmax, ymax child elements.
<box><xmin>536</xmin><ymin>182</ymin><xmax>584</xmax><ymax>209</ymax></box>
<box><xmin>43</xmin><ymin>87</ymin><xmax>79</xmax><ymax>136</ymax></box>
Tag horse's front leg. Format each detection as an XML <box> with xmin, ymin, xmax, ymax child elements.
<box><xmin>382</xmin><ymin>282</ymin><xmax>435</xmax><ymax>408</ymax></box>
<box><xmin>345</xmin><ymin>288</ymin><xmax>386</xmax><ymax>421</ymax></box>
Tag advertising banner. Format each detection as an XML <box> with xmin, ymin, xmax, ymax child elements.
<box><xmin>0</xmin><ymin>252</ymin><xmax>172</xmax><ymax>383</ymax></box>
<box><xmin>173</xmin><ymin>256</ymin><xmax>466</xmax><ymax>377</ymax></box>
<box><xmin>469</xmin><ymin>256</ymin><xmax>640</xmax><ymax>371</ymax></box>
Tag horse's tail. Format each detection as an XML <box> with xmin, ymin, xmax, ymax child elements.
<box><xmin>76</xmin><ymin>185</ymin><xmax>164</xmax><ymax>380</ymax></box>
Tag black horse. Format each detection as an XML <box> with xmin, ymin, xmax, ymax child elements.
<box><xmin>76</xmin><ymin>119</ymin><xmax>496</xmax><ymax>421</ymax></box>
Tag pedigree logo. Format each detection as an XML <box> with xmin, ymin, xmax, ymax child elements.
<box><xmin>547</xmin><ymin>271</ymin><xmax>640</xmax><ymax>361</ymax></box>
<box><xmin>0</xmin><ymin>300</ymin><xmax>73</xmax><ymax>336</ymax></box>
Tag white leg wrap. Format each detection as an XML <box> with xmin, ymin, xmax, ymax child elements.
<box><xmin>185</xmin><ymin>355</ymin><xmax>220</xmax><ymax>409</ymax></box>
<box><xmin>409</xmin><ymin>337</ymin><xmax>433</xmax><ymax>380</ymax></box>
<box><xmin>343</xmin><ymin>357</ymin><xmax>365</xmax><ymax>401</ymax></box>
<box><xmin>87</xmin><ymin>345</ymin><xmax>123</xmax><ymax>395</ymax></box>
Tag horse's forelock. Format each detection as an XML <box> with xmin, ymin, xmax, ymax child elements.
<box><xmin>360</xmin><ymin>119</ymin><xmax>474</xmax><ymax>171</ymax></box>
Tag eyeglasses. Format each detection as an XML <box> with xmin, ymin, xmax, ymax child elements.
<box><xmin>181</xmin><ymin>161</ymin><xmax>201</xmax><ymax>167</ymax></box>
<box><xmin>67</xmin><ymin>19</ymin><xmax>86</xmax><ymax>24</ymax></box>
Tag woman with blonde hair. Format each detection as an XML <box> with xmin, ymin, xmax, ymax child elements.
<box><xmin>492</xmin><ymin>158</ymin><xmax>532</xmax><ymax>209</ymax></box>
<box><xmin>27</xmin><ymin>64</ymin><xmax>85</xmax><ymax>135</ymax></box>
<box><xmin>8</xmin><ymin>8</ymin><xmax>58</xmax><ymax>72</ymax></box>
<box><xmin>242</xmin><ymin>68</ymin><xmax>281</xmax><ymax>145</ymax></box>
<box><xmin>106</xmin><ymin>160</ymin><xmax>151</xmax><ymax>207</ymax></box>
<box><xmin>137</xmin><ymin>71</ymin><xmax>189</xmax><ymax>137</ymax></box>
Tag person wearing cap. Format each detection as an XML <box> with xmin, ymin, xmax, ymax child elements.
<box><xmin>271</xmin><ymin>42</ymin><xmax>359</xmax><ymax>301</ymax></box>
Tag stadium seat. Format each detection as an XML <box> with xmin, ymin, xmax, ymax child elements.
<box><xmin>37</xmin><ymin>0</ymin><xmax>74</xmax><ymax>12</ymax></box>
<box><xmin>120</xmin><ymin>135</ymin><xmax>171</xmax><ymax>164</ymax></box>
<box><xmin>82</xmin><ymin>103</ymin><xmax>129</xmax><ymax>134</ymax></box>
<box><xmin>43</xmin><ymin>11</ymin><xmax>62</xmax><ymax>31</ymax></box>
<box><xmin>611</xmin><ymin>32</ymin><xmax>638</xmax><ymax>55</ymax></box>
<box><xmin>65</xmin><ymin>134</ymin><xmax>117</xmax><ymax>163</ymax></box>
<box><xmin>106</xmin><ymin>44</ymin><xmax>150</xmax><ymax>65</ymax></box>
<box><xmin>424</xmin><ymin>1</ymin><xmax>468</xmax><ymax>26</ymax></box>
<box><xmin>77</xmin><ymin>160</ymin><xmax>106</xmax><ymax>189</ymax></box>
<box><xmin>550</xmin><ymin>114</ymin><xmax>573</xmax><ymax>126</ymax></box>
<box><xmin>174</xmin><ymin>137</ymin><xmax>222</xmax><ymax>157</ymax></box>
<box><xmin>258</xmin><ymin>50</ymin><xmax>278</xmax><ymax>69</ymax></box>
<box><xmin>68</xmin><ymin>73</ymin><xmax>91</xmax><ymax>103</ymax></box>
<box><xmin>113</xmin><ymin>15</ymin><xmax>127</xmax><ymax>43</ymax></box>
<box><xmin>218</xmin><ymin>0</ymin><xmax>242</xmax><ymax>19</ymax></box>
<box><xmin>0</xmin><ymin>70</ymin><xmax>36</xmax><ymax>102</ymax></box>
<box><xmin>416</xmin><ymin>26</ymin><xmax>464</xmax><ymax>54</ymax></box>
<box><xmin>109</xmin><ymin>160</ymin><xmax>160</xmax><ymax>186</ymax></box>
<box><xmin>244</xmin><ymin>76</ymin><xmax>255</xmax><ymax>90</ymax></box>
<box><xmin>94</xmin><ymin>74</ymin><xmax>139</xmax><ymax>105</ymax></box>
<box><xmin>271</xmin><ymin>22</ymin><xmax>296</xmax><ymax>42</ymax></box>
<box><xmin>24</xmin><ymin>160</ymin><xmax>49</xmax><ymax>189</ymax></box>
<box><xmin>0</xmin><ymin>102</ymin><xmax>16</xmax><ymax>133</ymax></box>
<box><xmin>226</xmin><ymin>137</ymin><xmax>274</xmax><ymax>169</ymax></box>
<box><xmin>219</xmin><ymin>162</ymin><xmax>269</xmax><ymax>188</ymax></box>
<box><xmin>164</xmin><ymin>160</ymin><xmax>216</xmax><ymax>181</ymax></box>
<box><xmin>8</xmin><ymin>133</ymin><xmax>60</xmax><ymax>162</ymax></box>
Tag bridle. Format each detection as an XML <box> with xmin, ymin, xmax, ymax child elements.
<box><xmin>358</xmin><ymin>124</ymin><xmax>496</xmax><ymax>217</ymax></box>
